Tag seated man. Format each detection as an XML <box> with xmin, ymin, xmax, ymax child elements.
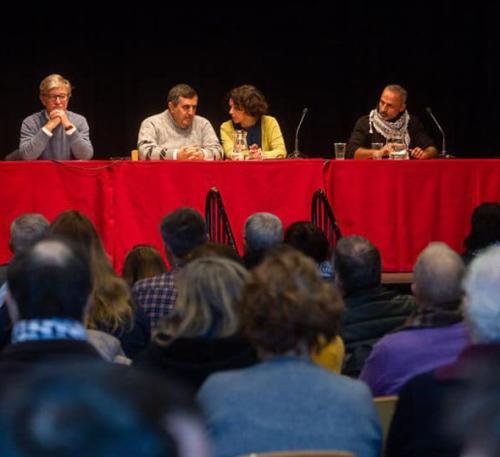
<box><xmin>138</xmin><ymin>83</ymin><xmax>223</xmax><ymax>160</ymax></box>
<box><xmin>346</xmin><ymin>84</ymin><xmax>438</xmax><ymax>160</ymax></box>
<box><xmin>18</xmin><ymin>74</ymin><xmax>94</xmax><ymax>160</ymax></box>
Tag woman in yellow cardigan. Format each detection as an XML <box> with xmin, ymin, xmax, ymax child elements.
<box><xmin>221</xmin><ymin>85</ymin><xmax>287</xmax><ymax>160</ymax></box>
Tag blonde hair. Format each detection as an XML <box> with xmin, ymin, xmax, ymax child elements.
<box><xmin>39</xmin><ymin>74</ymin><xmax>72</xmax><ymax>96</ymax></box>
<box><xmin>50</xmin><ymin>210</ymin><xmax>133</xmax><ymax>332</ymax></box>
<box><xmin>156</xmin><ymin>257</ymin><xmax>248</xmax><ymax>343</ymax></box>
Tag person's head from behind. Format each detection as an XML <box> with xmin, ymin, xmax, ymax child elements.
<box><xmin>157</xmin><ymin>257</ymin><xmax>248</xmax><ymax>341</ymax></box>
<box><xmin>412</xmin><ymin>242</ymin><xmax>465</xmax><ymax>310</ymax></box>
<box><xmin>333</xmin><ymin>235</ymin><xmax>381</xmax><ymax>296</ymax></box>
<box><xmin>0</xmin><ymin>362</ymin><xmax>210</xmax><ymax>457</ymax></box>
<box><xmin>167</xmin><ymin>84</ymin><xmax>198</xmax><ymax>129</ymax></box>
<box><xmin>378</xmin><ymin>84</ymin><xmax>407</xmax><ymax>121</ymax></box>
<box><xmin>122</xmin><ymin>244</ymin><xmax>167</xmax><ymax>287</ymax></box>
<box><xmin>50</xmin><ymin>210</ymin><xmax>107</xmax><ymax>266</ymax></box>
<box><xmin>9</xmin><ymin>213</ymin><xmax>49</xmax><ymax>255</ymax></box>
<box><xmin>6</xmin><ymin>237</ymin><xmax>92</xmax><ymax>323</ymax></box>
<box><xmin>463</xmin><ymin>202</ymin><xmax>500</xmax><ymax>256</ymax></box>
<box><xmin>242</xmin><ymin>246</ymin><xmax>343</xmax><ymax>356</ymax></box>
<box><xmin>39</xmin><ymin>74</ymin><xmax>72</xmax><ymax>114</ymax></box>
<box><xmin>244</xmin><ymin>212</ymin><xmax>282</xmax><ymax>258</ymax></box>
<box><xmin>284</xmin><ymin>221</ymin><xmax>330</xmax><ymax>264</ymax></box>
<box><xmin>160</xmin><ymin>208</ymin><xmax>207</xmax><ymax>266</ymax></box>
<box><xmin>462</xmin><ymin>245</ymin><xmax>500</xmax><ymax>343</ymax></box>
<box><xmin>227</xmin><ymin>85</ymin><xmax>268</xmax><ymax>127</ymax></box>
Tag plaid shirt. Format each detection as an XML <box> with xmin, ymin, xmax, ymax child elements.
<box><xmin>132</xmin><ymin>269</ymin><xmax>179</xmax><ymax>331</ymax></box>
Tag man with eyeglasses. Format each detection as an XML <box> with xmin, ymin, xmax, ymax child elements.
<box><xmin>138</xmin><ymin>83</ymin><xmax>223</xmax><ymax>160</ymax></box>
<box><xmin>18</xmin><ymin>74</ymin><xmax>93</xmax><ymax>160</ymax></box>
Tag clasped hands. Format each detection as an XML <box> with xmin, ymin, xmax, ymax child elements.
<box><xmin>45</xmin><ymin>109</ymin><xmax>72</xmax><ymax>132</ymax></box>
<box><xmin>372</xmin><ymin>144</ymin><xmax>429</xmax><ymax>160</ymax></box>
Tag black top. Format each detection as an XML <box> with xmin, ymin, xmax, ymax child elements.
<box><xmin>346</xmin><ymin>114</ymin><xmax>436</xmax><ymax>158</ymax></box>
<box><xmin>134</xmin><ymin>335</ymin><xmax>258</xmax><ymax>393</ymax></box>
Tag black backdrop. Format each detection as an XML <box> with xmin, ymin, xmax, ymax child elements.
<box><xmin>1</xmin><ymin>2</ymin><xmax>499</xmax><ymax>159</ymax></box>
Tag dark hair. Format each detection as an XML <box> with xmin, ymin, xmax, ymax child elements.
<box><xmin>122</xmin><ymin>245</ymin><xmax>167</xmax><ymax>287</ymax></box>
<box><xmin>333</xmin><ymin>236</ymin><xmax>381</xmax><ymax>294</ymax></box>
<box><xmin>160</xmin><ymin>208</ymin><xmax>207</xmax><ymax>260</ymax></box>
<box><xmin>7</xmin><ymin>237</ymin><xmax>92</xmax><ymax>321</ymax></box>
<box><xmin>242</xmin><ymin>246</ymin><xmax>343</xmax><ymax>354</ymax></box>
<box><xmin>0</xmin><ymin>362</ymin><xmax>207</xmax><ymax>457</ymax></box>
<box><xmin>228</xmin><ymin>85</ymin><xmax>268</xmax><ymax>118</ymax></box>
<box><xmin>284</xmin><ymin>221</ymin><xmax>330</xmax><ymax>263</ymax></box>
<box><xmin>463</xmin><ymin>202</ymin><xmax>500</xmax><ymax>259</ymax></box>
<box><xmin>167</xmin><ymin>84</ymin><xmax>197</xmax><ymax>105</ymax></box>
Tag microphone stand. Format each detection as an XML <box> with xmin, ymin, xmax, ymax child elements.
<box><xmin>289</xmin><ymin>108</ymin><xmax>308</xmax><ymax>159</ymax></box>
<box><xmin>426</xmin><ymin>107</ymin><xmax>453</xmax><ymax>159</ymax></box>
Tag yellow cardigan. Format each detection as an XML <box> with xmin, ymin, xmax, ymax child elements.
<box><xmin>220</xmin><ymin>115</ymin><xmax>287</xmax><ymax>160</ymax></box>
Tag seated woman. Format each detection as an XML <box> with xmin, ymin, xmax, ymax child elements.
<box><xmin>221</xmin><ymin>85</ymin><xmax>287</xmax><ymax>160</ymax></box>
<box><xmin>50</xmin><ymin>210</ymin><xmax>150</xmax><ymax>359</ymax></box>
<box><xmin>134</xmin><ymin>256</ymin><xmax>258</xmax><ymax>393</ymax></box>
<box><xmin>198</xmin><ymin>246</ymin><xmax>382</xmax><ymax>457</ymax></box>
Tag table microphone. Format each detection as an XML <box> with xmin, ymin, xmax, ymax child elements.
<box><xmin>289</xmin><ymin>107</ymin><xmax>309</xmax><ymax>158</ymax></box>
<box><xmin>426</xmin><ymin>107</ymin><xmax>452</xmax><ymax>158</ymax></box>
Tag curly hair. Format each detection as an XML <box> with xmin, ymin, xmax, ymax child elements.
<box><xmin>228</xmin><ymin>85</ymin><xmax>268</xmax><ymax>118</ymax></box>
<box><xmin>242</xmin><ymin>246</ymin><xmax>343</xmax><ymax>355</ymax></box>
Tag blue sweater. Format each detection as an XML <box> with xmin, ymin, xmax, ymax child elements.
<box><xmin>198</xmin><ymin>356</ymin><xmax>382</xmax><ymax>457</ymax></box>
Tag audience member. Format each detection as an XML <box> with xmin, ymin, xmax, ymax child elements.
<box><xmin>50</xmin><ymin>210</ymin><xmax>149</xmax><ymax>359</ymax></box>
<box><xmin>386</xmin><ymin>245</ymin><xmax>500</xmax><ymax>457</ymax></box>
<box><xmin>135</xmin><ymin>257</ymin><xmax>257</xmax><ymax>393</ymax></box>
<box><xmin>221</xmin><ymin>85</ymin><xmax>287</xmax><ymax>160</ymax></box>
<box><xmin>133</xmin><ymin>207</ymin><xmax>207</xmax><ymax>330</ymax></box>
<box><xmin>0</xmin><ymin>362</ymin><xmax>211</xmax><ymax>457</ymax></box>
<box><xmin>463</xmin><ymin>201</ymin><xmax>500</xmax><ymax>264</ymax></box>
<box><xmin>18</xmin><ymin>74</ymin><xmax>93</xmax><ymax>160</ymax></box>
<box><xmin>138</xmin><ymin>83</ymin><xmax>223</xmax><ymax>160</ymax></box>
<box><xmin>184</xmin><ymin>241</ymin><xmax>242</xmax><ymax>264</ymax></box>
<box><xmin>346</xmin><ymin>84</ymin><xmax>437</xmax><ymax>159</ymax></box>
<box><xmin>0</xmin><ymin>237</ymin><xmax>102</xmax><ymax>380</ymax></box>
<box><xmin>284</xmin><ymin>221</ymin><xmax>333</xmax><ymax>280</ymax></box>
<box><xmin>334</xmin><ymin>236</ymin><xmax>415</xmax><ymax>376</ymax></box>
<box><xmin>198</xmin><ymin>246</ymin><xmax>382</xmax><ymax>457</ymax></box>
<box><xmin>122</xmin><ymin>244</ymin><xmax>167</xmax><ymax>288</ymax></box>
<box><xmin>360</xmin><ymin>242</ymin><xmax>468</xmax><ymax>395</ymax></box>
<box><xmin>0</xmin><ymin>214</ymin><xmax>49</xmax><ymax>350</ymax></box>
<box><xmin>242</xmin><ymin>212</ymin><xmax>283</xmax><ymax>269</ymax></box>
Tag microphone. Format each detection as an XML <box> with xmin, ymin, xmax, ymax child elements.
<box><xmin>426</xmin><ymin>107</ymin><xmax>451</xmax><ymax>158</ymax></box>
<box><xmin>289</xmin><ymin>107</ymin><xmax>309</xmax><ymax>158</ymax></box>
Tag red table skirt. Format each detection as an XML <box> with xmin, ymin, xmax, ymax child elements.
<box><xmin>1</xmin><ymin>158</ymin><xmax>499</xmax><ymax>273</ymax></box>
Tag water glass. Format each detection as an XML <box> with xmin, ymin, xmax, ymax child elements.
<box><xmin>334</xmin><ymin>142</ymin><xmax>346</xmax><ymax>160</ymax></box>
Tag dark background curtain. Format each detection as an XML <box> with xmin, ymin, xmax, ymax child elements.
<box><xmin>0</xmin><ymin>2</ymin><xmax>498</xmax><ymax>159</ymax></box>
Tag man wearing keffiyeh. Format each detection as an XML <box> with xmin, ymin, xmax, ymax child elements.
<box><xmin>346</xmin><ymin>84</ymin><xmax>439</xmax><ymax>160</ymax></box>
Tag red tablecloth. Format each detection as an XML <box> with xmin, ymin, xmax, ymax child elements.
<box><xmin>323</xmin><ymin>159</ymin><xmax>500</xmax><ymax>271</ymax></box>
<box><xmin>2</xmin><ymin>158</ymin><xmax>500</xmax><ymax>273</ymax></box>
<box><xmin>0</xmin><ymin>159</ymin><xmax>325</xmax><ymax>272</ymax></box>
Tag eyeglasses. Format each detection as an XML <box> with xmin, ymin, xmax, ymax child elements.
<box><xmin>43</xmin><ymin>93</ymin><xmax>69</xmax><ymax>101</ymax></box>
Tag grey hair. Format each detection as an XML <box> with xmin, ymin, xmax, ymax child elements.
<box><xmin>158</xmin><ymin>257</ymin><xmax>249</xmax><ymax>341</ymax></box>
<box><xmin>413</xmin><ymin>242</ymin><xmax>465</xmax><ymax>308</ymax></box>
<box><xmin>10</xmin><ymin>213</ymin><xmax>50</xmax><ymax>254</ymax></box>
<box><xmin>463</xmin><ymin>245</ymin><xmax>500</xmax><ymax>342</ymax></box>
<box><xmin>167</xmin><ymin>84</ymin><xmax>197</xmax><ymax>105</ymax></box>
<box><xmin>384</xmin><ymin>84</ymin><xmax>408</xmax><ymax>104</ymax></box>
<box><xmin>244</xmin><ymin>212</ymin><xmax>283</xmax><ymax>252</ymax></box>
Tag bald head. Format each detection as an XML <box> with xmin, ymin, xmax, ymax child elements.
<box><xmin>413</xmin><ymin>242</ymin><xmax>465</xmax><ymax>309</ymax></box>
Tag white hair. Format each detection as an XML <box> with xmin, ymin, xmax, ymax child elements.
<box><xmin>463</xmin><ymin>245</ymin><xmax>500</xmax><ymax>342</ymax></box>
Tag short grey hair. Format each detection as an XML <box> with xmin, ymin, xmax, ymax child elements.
<box><xmin>384</xmin><ymin>84</ymin><xmax>408</xmax><ymax>104</ymax></box>
<box><xmin>463</xmin><ymin>245</ymin><xmax>500</xmax><ymax>342</ymax></box>
<box><xmin>244</xmin><ymin>212</ymin><xmax>283</xmax><ymax>252</ymax></box>
<box><xmin>167</xmin><ymin>84</ymin><xmax>197</xmax><ymax>105</ymax></box>
<box><xmin>413</xmin><ymin>242</ymin><xmax>465</xmax><ymax>308</ymax></box>
<box><xmin>10</xmin><ymin>214</ymin><xmax>50</xmax><ymax>254</ymax></box>
<box><xmin>39</xmin><ymin>74</ymin><xmax>72</xmax><ymax>96</ymax></box>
